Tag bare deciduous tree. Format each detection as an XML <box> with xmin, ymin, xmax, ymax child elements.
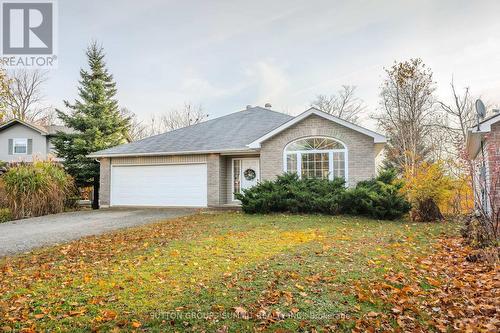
<box><xmin>4</xmin><ymin>69</ymin><xmax>50</xmax><ymax>122</ymax></box>
<box><xmin>311</xmin><ymin>85</ymin><xmax>365</xmax><ymax>124</ymax></box>
<box><xmin>124</xmin><ymin>103</ymin><xmax>209</xmax><ymax>141</ymax></box>
<box><xmin>375</xmin><ymin>58</ymin><xmax>436</xmax><ymax>174</ymax></box>
<box><xmin>120</xmin><ymin>107</ymin><xmax>150</xmax><ymax>141</ymax></box>
<box><xmin>148</xmin><ymin>103</ymin><xmax>208</xmax><ymax>136</ymax></box>
<box><xmin>0</xmin><ymin>67</ymin><xmax>11</xmax><ymax>123</ymax></box>
<box><xmin>437</xmin><ymin>79</ymin><xmax>476</xmax><ymax>156</ymax></box>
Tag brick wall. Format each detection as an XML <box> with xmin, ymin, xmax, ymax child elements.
<box><xmin>487</xmin><ymin>122</ymin><xmax>500</xmax><ymax>210</ymax></box>
<box><xmin>260</xmin><ymin>114</ymin><xmax>377</xmax><ymax>187</ymax></box>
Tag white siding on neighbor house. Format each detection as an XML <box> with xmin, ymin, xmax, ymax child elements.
<box><xmin>0</xmin><ymin>123</ymin><xmax>48</xmax><ymax>163</ymax></box>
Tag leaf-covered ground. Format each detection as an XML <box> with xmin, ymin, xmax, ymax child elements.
<box><xmin>0</xmin><ymin>212</ymin><xmax>497</xmax><ymax>332</ymax></box>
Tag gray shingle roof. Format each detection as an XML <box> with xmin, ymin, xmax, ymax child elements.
<box><xmin>45</xmin><ymin>125</ymin><xmax>78</xmax><ymax>135</ymax></box>
<box><xmin>89</xmin><ymin>106</ymin><xmax>293</xmax><ymax>157</ymax></box>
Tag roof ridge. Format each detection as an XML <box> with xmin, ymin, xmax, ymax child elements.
<box><xmin>128</xmin><ymin>106</ymin><xmax>290</xmax><ymax>145</ymax></box>
<box><xmin>251</xmin><ymin>106</ymin><xmax>293</xmax><ymax>118</ymax></box>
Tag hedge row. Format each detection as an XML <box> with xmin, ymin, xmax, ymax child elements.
<box><xmin>235</xmin><ymin>170</ymin><xmax>410</xmax><ymax>220</ymax></box>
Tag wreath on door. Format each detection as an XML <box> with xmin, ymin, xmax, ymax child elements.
<box><xmin>244</xmin><ymin>168</ymin><xmax>256</xmax><ymax>181</ymax></box>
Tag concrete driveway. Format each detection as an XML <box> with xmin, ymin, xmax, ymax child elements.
<box><xmin>0</xmin><ymin>208</ymin><xmax>198</xmax><ymax>257</ymax></box>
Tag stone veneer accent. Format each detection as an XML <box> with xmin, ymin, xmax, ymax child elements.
<box><xmin>259</xmin><ymin>114</ymin><xmax>377</xmax><ymax>187</ymax></box>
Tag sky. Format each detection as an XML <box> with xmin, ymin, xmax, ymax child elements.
<box><xmin>43</xmin><ymin>0</ymin><xmax>500</xmax><ymax>130</ymax></box>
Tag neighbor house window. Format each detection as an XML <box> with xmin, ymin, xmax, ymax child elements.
<box><xmin>284</xmin><ymin>137</ymin><xmax>347</xmax><ymax>181</ymax></box>
<box><xmin>13</xmin><ymin>138</ymin><xmax>28</xmax><ymax>155</ymax></box>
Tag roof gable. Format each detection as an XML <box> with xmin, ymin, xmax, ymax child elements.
<box><xmin>0</xmin><ymin>119</ymin><xmax>48</xmax><ymax>135</ymax></box>
<box><xmin>247</xmin><ymin>107</ymin><xmax>386</xmax><ymax>148</ymax></box>
<box><xmin>466</xmin><ymin>112</ymin><xmax>500</xmax><ymax>157</ymax></box>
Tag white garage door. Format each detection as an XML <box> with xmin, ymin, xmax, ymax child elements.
<box><xmin>110</xmin><ymin>164</ymin><xmax>207</xmax><ymax>207</ymax></box>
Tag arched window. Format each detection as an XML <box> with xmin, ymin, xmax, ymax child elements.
<box><xmin>284</xmin><ymin>137</ymin><xmax>347</xmax><ymax>181</ymax></box>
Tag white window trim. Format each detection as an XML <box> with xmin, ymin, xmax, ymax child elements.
<box><xmin>231</xmin><ymin>158</ymin><xmax>241</xmax><ymax>202</ymax></box>
<box><xmin>13</xmin><ymin>138</ymin><xmax>28</xmax><ymax>155</ymax></box>
<box><xmin>283</xmin><ymin>136</ymin><xmax>348</xmax><ymax>184</ymax></box>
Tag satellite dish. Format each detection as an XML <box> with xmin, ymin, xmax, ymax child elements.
<box><xmin>475</xmin><ymin>99</ymin><xmax>486</xmax><ymax>119</ymax></box>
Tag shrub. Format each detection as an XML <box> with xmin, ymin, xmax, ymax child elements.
<box><xmin>2</xmin><ymin>161</ymin><xmax>75</xmax><ymax>219</ymax></box>
<box><xmin>341</xmin><ymin>169</ymin><xmax>411</xmax><ymax>220</ymax></box>
<box><xmin>236</xmin><ymin>173</ymin><xmax>345</xmax><ymax>214</ymax></box>
<box><xmin>402</xmin><ymin>162</ymin><xmax>453</xmax><ymax>222</ymax></box>
<box><xmin>0</xmin><ymin>178</ymin><xmax>7</xmax><ymax>208</ymax></box>
<box><xmin>236</xmin><ymin>170</ymin><xmax>410</xmax><ymax>220</ymax></box>
<box><xmin>0</xmin><ymin>208</ymin><xmax>10</xmax><ymax>223</ymax></box>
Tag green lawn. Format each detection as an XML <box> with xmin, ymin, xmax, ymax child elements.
<box><xmin>0</xmin><ymin>212</ymin><xmax>457</xmax><ymax>332</ymax></box>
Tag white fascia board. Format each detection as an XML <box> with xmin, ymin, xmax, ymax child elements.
<box><xmin>87</xmin><ymin>148</ymin><xmax>258</xmax><ymax>159</ymax></box>
<box><xmin>247</xmin><ymin>108</ymin><xmax>387</xmax><ymax>148</ymax></box>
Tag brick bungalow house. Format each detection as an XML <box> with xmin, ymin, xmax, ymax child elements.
<box><xmin>466</xmin><ymin>112</ymin><xmax>500</xmax><ymax>217</ymax></box>
<box><xmin>89</xmin><ymin>106</ymin><xmax>386</xmax><ymax>208</ymax></box>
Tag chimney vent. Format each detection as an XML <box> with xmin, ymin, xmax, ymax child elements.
<box><xmin>246</xmin><ymin>105</ymin><xmax>252</xmax><ymax>110</ymax></box>
<box><xmin>264</xmin><ymin>103</ymin><xmax>272</xmax><ymax>108</ymax></box>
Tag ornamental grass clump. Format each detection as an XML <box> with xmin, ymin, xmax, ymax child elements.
<box><xmin>2</xmin><ymin>161</ymin><xmax>75</xmax><ymax>219</ymax></box>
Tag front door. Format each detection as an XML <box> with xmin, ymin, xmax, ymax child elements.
<box><xmin>233</xmin><ymin>158</ymin><xmax>260</xmax><ymax>200</ymax></box>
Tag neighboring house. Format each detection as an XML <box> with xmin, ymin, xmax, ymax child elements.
<box><xmin>89</xmin><ymin>106</ymin><xmax>386</xmax><ymax>208</ymax></box>
<box><xmin>466</xmin><ymin>112</ymin><xmax>500</xmax><ymax>216</ymax></box>
<box><xmin>0</xmin><ymin>119</ymin><xmax>75</xmax><ymax>163</ymax></box>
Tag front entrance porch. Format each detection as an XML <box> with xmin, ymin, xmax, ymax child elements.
<box><xmin>230</xmin><ymin>157</ymin><xmax>260</xmax><ymax>202</ymax></box>
<box><xmin>207</xmin><ymin>154</ymin><xmax>260</xmax><ymax>207</ymax></box>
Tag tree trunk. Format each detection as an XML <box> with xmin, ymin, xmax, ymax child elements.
<box><xmin>412</xmin><ymin>198</ymin><xmax>443</xmax><ymax>222</ymax></box>
<box><xmin>92</xmin><ymin>176</ymin><xmax>100</xmax><ymax>210</ymax></box>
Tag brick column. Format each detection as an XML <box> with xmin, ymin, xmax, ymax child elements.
<box><xmin>99</xmin><ymin>157</ymin><xmax>111</xmax><ymax>207</ymax></box>
<box><xmin>207</xmin><ymin>154</ymin><xmax>220</xmax><ymax>206</ymax></box>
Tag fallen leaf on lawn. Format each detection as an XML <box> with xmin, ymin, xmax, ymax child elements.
<box><xmin>101</xmin><ymin>309</ymin><xmax>117</xmax><ymax>321</ymax></box>
<box><xmin>295</xmin><ymin>283</ymin><xmax>305</xmax><ymax>291</ymax></box>
<box><xmin>233</xmin><ymin>306</ymin><xmax>249</xmax><ymax>319</ymax></box>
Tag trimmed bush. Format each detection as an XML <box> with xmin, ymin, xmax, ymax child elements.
<box><xmin>235</xmin><ymin>170</ymin><xmax>410</xmax><ymax>220</ymax></box>
<box><xmin>2</xmin><ymin>161</ymin><xmax>75</xmax><ymax>219</ymax></box>
<box><xmin>341</xmin><ymin>169</ymin><xmax>411</xmax><ymax>219</ymax></box>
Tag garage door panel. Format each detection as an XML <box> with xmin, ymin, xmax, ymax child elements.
<box><xmin>111</xmin><ymin>164</ymin><xmax>207</xmax><ymax>207</ymax></box>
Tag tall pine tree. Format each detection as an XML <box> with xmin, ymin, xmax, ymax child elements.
<box><xmin>53</xmin><ymin>42</ymin><xmax>130</xmax><ymax>209</ymax></box>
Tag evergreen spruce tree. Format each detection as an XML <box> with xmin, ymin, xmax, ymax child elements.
<box><xmin>53</xmin><ymin>42</ymin><xmax>130</xmax><ymax>209</ymax></box>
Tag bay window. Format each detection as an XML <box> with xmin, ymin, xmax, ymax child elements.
<box><xmin>284</xmin><ymin>137</ymin><xmax>347</xmax><ymax>181</ymax></box>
